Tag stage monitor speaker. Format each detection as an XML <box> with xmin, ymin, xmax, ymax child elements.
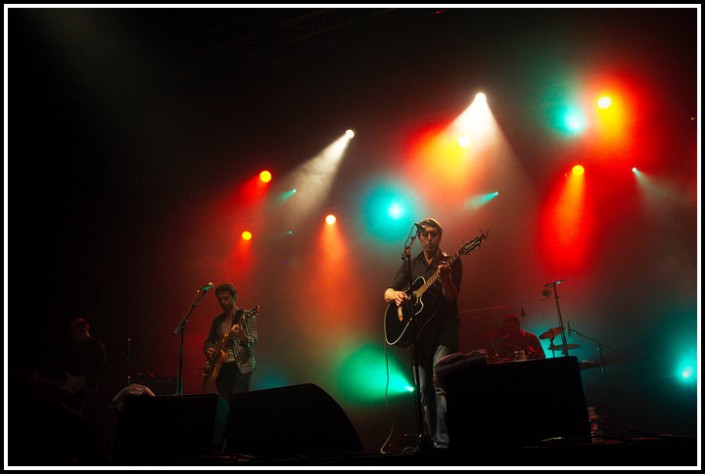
<box><xmin>112</xmin><ymin>393</ymin><xmax>228</xmax><ymax>464</ymax></box>
<box><xmin>11</xmin><ymin>401</ymin><xmax>108</xmax><ymax>465</ymax></box>
<box><xmin>439</xmin><ymin>356</ymin><xmax>591</xmax><ymax>449</ymax></box>
<box><xmin>223</xmin><ymin>383</ymin><xmax>363</xmax><ymax>458</ymax></box>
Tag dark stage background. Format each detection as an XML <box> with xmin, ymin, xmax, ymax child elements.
<box><xmin>7</xmin><ymin>6</ymin><xmax>699</xmax><ymax>460</ymax></box>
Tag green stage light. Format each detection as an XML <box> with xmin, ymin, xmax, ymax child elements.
<box><xmin>359</xmin><ymin>180</ymin><xmax>423</xmax><ymax>244</ymax></box>
<box><xmin>334</xmin><ymin>343</ymin><xmax>413</xmax><ymax>405</ymax></box>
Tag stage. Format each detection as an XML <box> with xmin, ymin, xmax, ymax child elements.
<box><xmin>108</xmin><ymin>435</ymin><xmax>699</xmax><ymax>467</ymax></box>
<box><xmin>8</xmin><ymin>358</ymin><xmax>698</xmax><ymax>469</ymax></box>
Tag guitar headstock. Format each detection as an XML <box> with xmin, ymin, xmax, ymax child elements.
<box><xmin>459</xmin><ymin>230</ymin><xmax>489</xmax><ymax>256</ymax></box>
<box><xmin>244</xmin><ymin>305</ymin><xmax>261</xmax><ymax>317</ymax></box>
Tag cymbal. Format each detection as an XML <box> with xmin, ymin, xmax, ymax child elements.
<box><xmin>539</xmin><ymin>327</ymin><xmax>564</xmax><ymax>339</ymax></box>
<box><xmin>480</xmin><ymin>327</ymin><xmax>507</xmax><ymax>339</ymax></box>
<box><xmin>547</xmin><ymin>343</ymin><xmax>581</xmax><ymax>351</ymax></box>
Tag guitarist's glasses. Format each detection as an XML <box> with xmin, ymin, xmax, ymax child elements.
<box><xmin>420</xmin><ymin>231</ymin><xmax>439</xmax><ymax>238</ymax></box>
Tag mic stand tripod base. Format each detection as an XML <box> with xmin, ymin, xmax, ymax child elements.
<box><xmin>405</xmin><ymin>335</ymin><xmax>437</xmax><ymax>455</ymax></box>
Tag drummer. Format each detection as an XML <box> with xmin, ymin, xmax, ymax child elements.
<box><xmin>496</xmin><ymin>314</ymin><xmax>546</xmax><ymax>361</ymax></box>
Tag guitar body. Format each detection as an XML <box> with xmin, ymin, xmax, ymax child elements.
<box><xmin>384</xmin><ymin>276</ymin><xmax>438</xmax><ymax>349</ymax></box>
<box><xmin>205</xmin><ymin>350</ymin><xmax>228</xmax><ymax>385</ymax></box>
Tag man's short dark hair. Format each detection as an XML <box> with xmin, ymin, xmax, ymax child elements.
<box><xmin>216</xmin><ymin>283</ymin><xmax>237</xmax><ymax>299</ymax></box>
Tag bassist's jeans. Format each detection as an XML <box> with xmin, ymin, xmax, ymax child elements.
<box><xmin>417</xmin><ymin>344</ymin><xmax>451</xmax><ymax>449</ymax></box>
<box><xmin>216</xmin><ymin>362</ymin><xmax>252</xmax><ymax>404</ymax></box>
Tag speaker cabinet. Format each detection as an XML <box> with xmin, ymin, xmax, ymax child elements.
<box><xmin>11</xmin><ymin>402</ymin><xmax>108</xmax><ymax>465</ymax></box>
<box><xmin>439</xmin><ymin>356</ymin><xmax>591</xmax><ymax>449</ymax></box>
<box><xmin>223</xmin><ymin>383</ymin><xmax>362</xmax><ymax>458</ymax></box>
<box><xmin>112</xmin><ymin>394</ymin><xmax>228</xmax><ymax>464</ymax></box>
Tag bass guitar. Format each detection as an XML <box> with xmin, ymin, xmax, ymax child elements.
<box><xmin>384</xmin><ymin>231</ymin><xmax>487</xmax><ymax>349</ymax></box>
<box><xmin>203</xmin><ymin>306</ymin><xmax>260</xmax><ymax>386</ymax></box>
<box><xmin>28</xmin><ymin>371</ymin><xmax>89</xmax><ymax>395</ymax></box>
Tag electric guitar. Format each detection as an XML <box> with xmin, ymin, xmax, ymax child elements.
<box><xmin>203</xmin><ymin>306</ymin><xmax>260</xmax><ymax>385</ymax></box>
<box><xmin>384</xmin><ymin>231</ymin><xmax>488</xmax><ymax>349</ymax></box>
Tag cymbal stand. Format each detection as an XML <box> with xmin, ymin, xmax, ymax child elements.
<box><xmin>544</xmin><ymin>280</ymin><xmax>570</xmax><ymax>357</ymax></box>
<box><xmin>547</xmin><ymin>336</ymin><xmax>557</xmax><ymax>357</ymax></box>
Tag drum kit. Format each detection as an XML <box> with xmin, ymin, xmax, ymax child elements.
<box><xmin>538</xmin><ymin>326</ymin><xmax>600</xmax><ymax>370</ymax></box>
<box><xmin>479</xmin><ymin>324</ymin><xmax>596</xmax><ymax>367</ymax></box>
<box><xmin>479</xmin><ymin>326</ymin><xmax>540</xmax><ymax>364</ymax></box>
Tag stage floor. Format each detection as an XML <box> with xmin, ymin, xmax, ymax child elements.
<box><xmin>123</xmin><ymin>435</ymin><xmax>698</xmax><ymax>468</ymax></box>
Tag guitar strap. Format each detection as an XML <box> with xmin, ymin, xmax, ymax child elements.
<box><xmin>231</xmin><ymin>308</ymin><xmax>244</xmax><ymax>326</ymax></box>
<box><xmin>224</xmin><ymin>309</ymin><xmax>245</xmax><ymax>353</ymax></box>
<box><xmin>423</xmin><ymin>253</ymin><xmax>457</xmax><ymax>318</ymax></box>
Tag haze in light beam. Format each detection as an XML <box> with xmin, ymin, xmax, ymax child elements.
<box><xmin>278</xmin><ymin>132</ymin><xmax>353</xmax><ymax>226</ymax></box>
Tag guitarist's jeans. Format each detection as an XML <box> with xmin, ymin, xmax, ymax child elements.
<box><xmin>416</xmin><ymin>344</ymin><xmax>451</xmax><ymax>449</ymax></box>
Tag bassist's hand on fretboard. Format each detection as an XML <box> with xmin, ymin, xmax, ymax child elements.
<box><xmin>232</xmin><ymin>324</ymin><xmax>247</xmax><ymax>343</ymax></box>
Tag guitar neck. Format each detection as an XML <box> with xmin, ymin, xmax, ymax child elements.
<box><xmin>221</xmin><ymin>307</ymin><xmax>259</xmax><ymax>345</ymax></box>
<box><xmin>413</xmin><ymin>253</ymin><xmax>459</xmax><ymax>298</ymax></box>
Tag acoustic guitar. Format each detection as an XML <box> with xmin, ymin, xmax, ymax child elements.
<box><xmin>384</xmin><ymin>231</ymin><xmax>487</xmax><ymax>349</ymax></box>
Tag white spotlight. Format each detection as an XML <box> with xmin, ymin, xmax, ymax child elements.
<box><xmin>345</xmin><ymin>129</ymin><xmax>355</xmax><ymax>139</ymax></box>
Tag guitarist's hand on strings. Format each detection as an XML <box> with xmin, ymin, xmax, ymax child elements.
<box><xmin>390</xmin><ymin>289</ymin><xmax>409</xmax><ymax>307</ymax></box>
<box><xmin>437</xmin><ymin>261</ymin><xmax>452</xmax><ymax>282</ymax></box>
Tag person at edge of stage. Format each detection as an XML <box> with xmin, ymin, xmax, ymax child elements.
<box><xmin>203</xmin><ymin>282</ymin><xmax>258</xmax><ymax>403</ymax></box>
<box><xmin>26</xmin><ymin>317</ymin><xmax>109</xmax><ymax>417</ymax></box>
<box><xmin>384</xmin><ymin>217</ymin><xmax>463</xmax><ymax>450</ymax></box>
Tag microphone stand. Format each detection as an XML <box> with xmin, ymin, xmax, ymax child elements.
<box><xmin>401</xmin><ymin>226</ymin><xmax>428</xmax><ymax>453</ymax></box>
<box><xmin>173</xmin><ymin>288</ymin><xmax>209</xmax><ymax>395</ymax></box>
<box><xmin>569</xmin><ymin>323</ymin><xmax>610</xmax><ymax>382</ymax></box>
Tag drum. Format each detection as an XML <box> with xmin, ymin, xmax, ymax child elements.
<box><xmin>509</xmin><ymin>349</ymin><xmax>529</xmax><ymax>362</ymax></box>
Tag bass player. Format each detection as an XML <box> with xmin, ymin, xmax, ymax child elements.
<box><xmin>203</xmin><ymin>283</ymin><xmax>259</xmax><ymax>403</ymax></box>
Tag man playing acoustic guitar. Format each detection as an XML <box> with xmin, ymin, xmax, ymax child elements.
<box><xmin>384</xmin><ymin>217</ymin><xmax>463</xmax><ymax>451</ymax></box>
<box><xmin>203</xmin><ymin>283</ymin><xmax>259</xmax><ymax>403</ymax></box>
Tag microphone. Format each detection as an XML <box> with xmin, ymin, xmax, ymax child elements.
<box><xmin>520</xmin><ymin>305</ymin><xmax>527</xmax><ymax>317</ymax></box>
<box><xmin>414</xmin><ymin>222</ymin><xmax>426</xmax><ymax>234</ymax></box>
<box><xmin>126</xmin><ymin>337</ymin><xmax>131</xmax><ymax>361</ymax></box>
<box><xmin>198</xmin><ymin>282</ymin><xmax>214</xmax><ymax>293</ymax></box>
<box><xmin>544</xmin><ymin>280</ymin><xmax>564</xmax><ymax>286</ymax></box>
<box><xmin>568</xmin><ymin>321</ymin><xmax>573</xmax><ymax>336</ymax></box>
